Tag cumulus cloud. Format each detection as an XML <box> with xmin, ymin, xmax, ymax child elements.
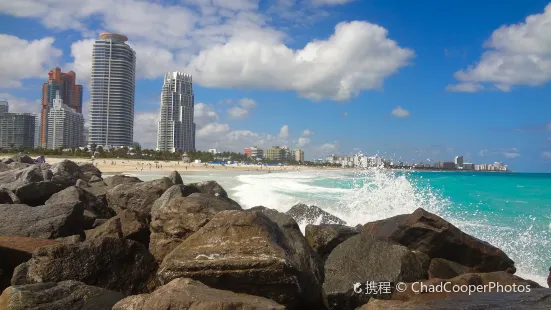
<box><xmin>301</xmin><ymin>129</ymin><xmax>313</xmax><ymax>137</ymax></box>
<box><xmin>297</xmin><ymin>137</ymin><xmax>310</xmax><ymax>147</ymax></box>
<box><xmin>133</xmin><ymin>111</ymin><xmax>159</xmax><ymax>149</ymax></box>
<box><xmin>503</xmin><ymin>151</ymin><xmax>521</xmax><ymax>159</ymax></box>
<box><xmin>0</xmin><ymin>93</ymin><xmax>40</xmax><ymax>114</ymax></box>
<box><xmin>391</xmin><ymin>106</ymin><xmax>410</xmax><ymax>118</ymax></box>
<box><xmin>279</xmin><ymin>125</ymin><xmax>290</xmax><ymax>138</ymax></box>
<box><xmin>226</xmin><ymin>98</ymin><xmax>257</xmax><ymax>119</ymax></box>
<box><xmin>0</xmin><ymin>35</ymin><xmax>62</xmax><ymax>88</ymax></box>
<box><xmin>448</xmin><ymin>3</ymin><xmax>551</xmax><ymax>92</ymax></box>
<box><xmin>194</xmin><ymin>103</ymin><xmax>219</xmax><ymax>127</ymax></box>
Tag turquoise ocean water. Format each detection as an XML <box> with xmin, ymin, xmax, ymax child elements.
<box><xmin>131</xmin><ymin>168</ymin><xmax>551</xmax><ymax>286</ymax></box>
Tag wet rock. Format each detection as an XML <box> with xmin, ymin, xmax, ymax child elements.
<box><xmin>305</xmin><ymin>224</ymin><xmax>360</xmax><ymax>263</ymax></box>
<box><xmin>149</xmin><ymin>194</ymin><xmax>241</xmax><ymax>262</ymax></box>
<box><xmin>168</xmin><ymin>171</ymin><xmax>183</xmax><ymax>185</ymax></box>
<box><xmin>15</xmin><ymin>181</ymin><xmax>65</xmax><ymax>206</ymax></box>
<box><xmin>184</xmin><ymin>180</ymin><xmax>228</xmax><ymax>198</ymax></box>
<box><xmin>0</xmin><ymin>203</ymin><xmax>84</xmax><ymax>239</ymax></box>
<box><xmin>0</xmin><ymin>188</ymin><xmax>20</xmax><ymax>204</ymax></box>
<box><xmin>79</xmin><ymin>163</ymin><xmax>102</xmax><ymax>182</ymax></box>
<box><xmin>158</xmin><ymin>210</ymin><xmax>326</xmax><ymax>309</ymax></box>
<box><xmin>362</xmin><ymin>208</ymin><xmax>516</xmax><ymax>273</ymax></box>
<box><xmin>103</xmin><ymin>175</ymin><xmax>142</xmax><ymax>188</ymax></box>
<box><xmin>428</xmin><ymin>258</ymin><xmax>474</xmax><ymax>279</ymax></box>
<box><xmin>0</xmin><ymin>280</ymin><xmax>124</xmax><ymax>310</ymax></box>
<box><xmin>0</xmin><ymin>236</ymin><xmax>58</xmax><ymax>291</ymax></box>
<box><xmin>112</xmin><ymin>278</ymin><xmax>285</xmax><ymax>310</ymax></box>
<box><xmin>107</xmin><ymin>177</ymin><xmax>174</xmax><ymax>219</ymax></box>
<box><xmin>86</xmin><ymin>209</ymin><xmax>149</xmax><ymax>246</ymax></box>
<box><xmin>11</xmin><ymin>237</ymin><xmax>157</xmax><ymax>295</ymax></box>
<box><xmin>50</xmin><ymin>160</ymin><xmax>85</xmax><ymax>187</ymax></box>
<box><xmin>46</xmin><ymin>186</ymin><xmax>115</xmax><ymax>219</ymax></box>
<box><xmin>286</xmin><ymin>203</ymin><xmax>346</xmax><ymax>225</ymax></box>
<box><xmin>323</xmin><ymin>233</ymin><xmax>430</xmax><ymax>310</ymax></box>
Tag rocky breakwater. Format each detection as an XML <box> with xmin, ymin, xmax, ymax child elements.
<box><xmin>0</xmin><ymin>156</ymin><xmax>547</xmax><ymax>309</ymax></box>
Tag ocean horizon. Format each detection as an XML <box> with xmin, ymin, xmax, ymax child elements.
<box><xmin>121</xmin><ymin>168</ymin><xmax>551</xmax><ymax>287</ymax></box>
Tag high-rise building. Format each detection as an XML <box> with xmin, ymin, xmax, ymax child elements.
<box><xmin>40</xmin><ymin>68</ymin><xmax>83</xmax><ymax>147</ymax></box>
<box><xmin>295</xmin><ymin>149</ymin><xmax>304</xmax><ymax>162</ymax></box>
<box><xmin>454</xmin><ymin>156</ymin><xmax>464</xmax><ymax>169</ymax></box>
<box><xmin>250</xmin><ymin>146</ymin><xmax>263</xmax><ymax>159</ymax></box>
<box><xmin>156</xmin><ymin>72</ymin><xmax>195</xmax><ymax>152</ymax></box>
<box><xmin>0</xmin><ymin>102</ymin><xmax>36</xmax><ymax>149</ymax></box>
<box><xmin>265</xmin><ymin>146</ymin><xmax>286</xmax><ymax>161</ymax></box>
<box><xmin>89</xmin><ymin>33</ymin><xmax>136</xmax><ymax>147</ymax></box>
<box><xmin>47</xmin><ymin>91</ymin><xmax>85</xmax><ymax>149</ymax></box>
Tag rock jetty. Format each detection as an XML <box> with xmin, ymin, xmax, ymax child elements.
<box><xmin>0</xmin><ymin>156</ymin><xmax>549</xmax><ymax>309</ymax></box>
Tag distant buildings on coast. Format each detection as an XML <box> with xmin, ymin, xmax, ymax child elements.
<box><xmin>243</xmin><ymin>146</ymin><xmax>305</xmax><ymax>163</ymax></box>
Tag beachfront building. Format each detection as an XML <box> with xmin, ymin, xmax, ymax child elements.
<box><xmin>454</xmin><ymin>156</ymin><xmax>464</xmax><ymax>169</ymax></box>
<box><xmin>295</xmin><ymin>149</ymin><xmax>304</xmax><ymax>162</ymax></box>
<box><xmin>156</xmin><ymin>72</ymin><xmax>195</xmax><ymax>152</ymax></box>
<box><xmin>463</xmin><ymin>163</ymin><xmax>474</xmax><ymax>170</ymax></box>
<box><xmin>0</xmin><ymin>102</ymin><xmax>36</xmax><ymax>149</ymax></box>
<box><xmin>265</xmin><ymin>146</ymin><xmax>287</xmax><ymax>161</ymax></box>
<box><xmin>40</xmin><ymin>68</ymin><xmax>83</xmax><ymax>147</ymax></box>
<box><xmin>244</xmin><ymin>147</ymin><xmax>252</xmax><ymax>157</ymax></box>
<box><xmin>47</xmin><ymin>91</ymin><xmax>85</xmax><ymax>149</ymax></box>
<box><xmin>89</xmin><ymin>33</ymin><xmax>136</xmax><ymax>147</ymax></box>
<box><xmin>250</xmin><ymin>146</ymin><xmax>263</xmax><ymax>160</ymax></box>
<box><xmin>443</xmin><ymin>161</ymin><xmax>456</xmax><ymax>169</ymax></box>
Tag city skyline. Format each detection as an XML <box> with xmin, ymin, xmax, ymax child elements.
<box><xmin>1</xmin><ymin>0</ymin><xmax>551</xmax><ymax>171</ymax></box>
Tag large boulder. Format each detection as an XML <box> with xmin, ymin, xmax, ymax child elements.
<box><xmin>78</xmin><ymin>163</ymin><xmax>102</xmax><ymax>182</ymax></box>
<box><xmin>14</xmin><ymin>181</ymin><xmax>65</xmax><ymax>206</ymax></box>
<box><xmin>0</xmin><ymin>162</ymin><xmax>9</xmax><ymax>172</ymax></box>
<box><xmin>103</xmin><ymin>175</ymin><xmax>142</xmax><ymax>188</ymax></box>
<box><xmin>0</xmin><ymin>203</ymin><xmax>84</xmax><ymax>239</ymax></box>
<box><xmin>323</xmin><ymin>233</ymin><xmax>430</xmax><ymax>310</ymax></box>
<box><xmin>362</xmin><ymin>208</ymin><xmax>516</xmax><ymax>273</ymax></box>
<box><xmin>428</xmin><ymin>258</ymin><xmax>474</xmax><ymax>279</ymax></box>
<box><xmin>0</xmin><ymin>166</ymin><xmax>43</xmax><ymax>191</ymax></box>
<box><xmin>149</xmin><ymin>193</ymin><xmax>242</xmax><ymax>262</ymax></box>
<box><xmin>112</xmin><ymin>278</ymin><xmax>285</xmax><ymax>310</ymax></box>
<box><xmin>0</xmin><ymin>236</ymin><xmax>58</xmax><ymax>291</ymax></box>
<box><xmin>185</xmin><ymin>180</ymin><xmax>228</xmax><ymax>198</ymax></box>
<box><xmin>168</xmin><ymin>171</ymin><xmax>183</xmax><ymax>185</ymax></box>
<box><xmin>0</xmin><ymin>280</ymin><xmax>124</xmax><ymax>310</ymax></box>
<box><xmin>8</xmin><ymin>154</ymin><xmax>34</xmax><ymax>164</ymax></box>
<box><xmin>86</xmin><ymin>209</ymin><xmax>150</xmax><ymax>246</ymax></box>
<box><xmin>305</xmin><ymin>224</ymin><xmax>359</xmax><ymax>263</ymax></box>
<box><xmin>150</xmin><ymin>184</ymin><xmax>185</xmax><ymax>214</ymax></box>
<box><xmin>107</xmin><ymin>177</ymin><xmax>173</xmax><ymax>218</ymax></box>
<box><xmin>46</xmin><ymin>186</ymin><xmax>115</xmax><ymax>219</ymax></box>
<box><xmin>0</xmin><ymin>188</ymin><xmax>20</xmax><ymax>204</ymax></box>
<box><xmin>11</xmin><ymin>237</ymin><xmax>157</xmax><ymax>295</ymax></box>
<box><xmin>50</xmin><ymin>160</ymin><xmax>85</xmax><ymax>187</ymax></box>
<box><xmin>7</xmin><ymin>163</ymin><xmax>31</xmax><ymax>170</ymax></box>
<box><xmin>158</xmin><ymin>210</ymin><xmax>326</xmax><ymax>309</ymax></box>
<box><xmin>286</xmin><ymin>203</ymin><xmax>346</xmax><ymax>225</ymax></box>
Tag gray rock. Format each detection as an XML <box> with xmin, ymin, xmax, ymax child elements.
<box><xmin>428</xmin><ymin>258</ymin><xmax>474</xmax><ymax>279</ymax></box>
<box><xmin>89</xmin><ymin>175</ymin><xmax>103</xmax><ymax>184</ymax></box>
<box><xmin>323</xmin><ymin>233</ymin><xmax>430</xmax><ymax>310</ymax></box>
<box><xmin>83</xmin><ymin>210</ymin><xmax>98</xmax><ymax>230</ymax></box>
<box><xmin>42</xmin><ymin>169</ymin><xmax>53</xmax><ymax>181</ymax></box>
<box><xmin>86</xmin><ymin>209</ymin><xmax>149</xmax><ymax>246</ymax></box>
<box><xmin>158</xmin><ymin>210</ymin><xmax>326</xmax><ymax>309</ymax></box>
<box><xmin>150</xmin><ymin>184</ymin><xmax>185</xmax><ymax>214</ymax></box>
<box><xmin>11</xmin><ymin>237</ymin><xmax>157</xmax><ymax>295</ymax></box>
<box><xmin>0</xmin><ymin>203</ymin><xmax>84</xmax><ymax>239</ymax></box>
<box><xmin>76</xmin><ymin>179</ymin><xmax>90</xmax><ymax>188</ymax></box>
<box><xmin>50</xmin><ymin>160</ymin><xmax>85</xmax><ymax>187</ymax></box>
<box><xmin>168</xmin><ymin>170</ymin><xmax>183</xmax><ymax>185</ymax></box>
<box><xmin>286</xmin><ymin>203</ymin><xmax>346</xmax><ymax>225</ymax></box>
<box><xmin>14</xmin><ymin>181</ymin><xmax>64</xmax><ymax>206</ymax></box>
<box><xmin>78</xmin><ymin>163</ymin><xmax>102</xmax><ymax>182</ymax></box>
<box><xmin>8</xmin><ymin>154</ymin><xmax>34</xmax><ymax>164</ymax></box>
<box><xmin>0</xmin><ymin>188</ymin><xmax>20</xmax><ymax>204</ymax></box>
<box><xmin>0</xmin><ymin>162</ymin><xmax>9</xmax><ymax>172</ymax></box>
<box><xmin>185</xmin><ymin>180</ymin><xmax>228</xmax><ymax>198</ymax></box>
<box><xmin>305</xmin><ymin>224</ymin><xmax>359</xmax><ymax>263</ymax></box>
<box><xmin>112</xmin><ymin>278</ymin><xmax>285</xmax><ymax>310</ymax></box>
<box><xmin>103</xmin><ymin>175</ymin><xmax>142</xmax><ymax>188</ymax></box>
<box><xmin>150</xmin><ymin>194</ymin><xmax>242</xmax><ymax>262</ymax></box>
<box><xmin>0</xmin><ymin>280</ymin><xmax>124</xmax><ymax>310</ymax></box>
<box><xmin>46</xmin><ymin>186</ymin><xmax>115</xmax><ymax>219</ymax></box>
<box><xmin>7</xmin><ymin>163</ymin><xmax>31</xmax><ymax>170</ymax></box>
<box><xmin>106</xmin><ymin>177</ymin><xmax>174</xmax><ymax>219</ymax></box>
<box><xmin>92</xmin><ymin>219</ymin><xmax>108</xmax><ymax>228</ymax></box>
<box><xmin>0</xmin><ymin>166</ymin><xmax>43</xmax><ymax>191</ymax></box>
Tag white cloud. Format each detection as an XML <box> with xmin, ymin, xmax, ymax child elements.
<box><xmin>133</xmin><ymin>111</ymin><xmax>158</xmax><ymax>149</ymax></box>
<box><xmin>311</xmin><ymin>0</ymin><xmax>355</xmax><ymax>5</ymax></box>
<box><xmin>0</xmin><ymin>35</ymin><xmax>62</xmax><ymax>88</ymax></box>
<box><xmin>279</xmin><ymin>125</ymin><xmax>290</xmax><ymax>138</ymax></box>
<box><xmin>391</xmin><ymin>106</ymin><xmax>410</xmax><ymax>118</ymax></box>
<box><xmin>227</xmin><ymin>107</ymin><xmax>249</xmax><ymax>119</ymax></box>
<box><xmin>320</xmin><ymin>143</ymin><xmax>337</xmax><ymax>151</ymax></box>
<box><xmin>445</xmin><ymin>83</ymin><xmax>485</xmax><ymax>93</ymax></box>
<box><xmin>503</xmin><ymin>151</ymin><xmax>520</xmax><ymax>159</ymax></box>
<box><xmin>0</xmin><ymin>93</ymin><xmax>40</xmax><ymax>114</ymax></box>
<box><xmin>297</xmin><ymin>137</ymin><xmax>310</xmax><ymax>147</ymax></box>
<box><xmin>194</xmin><ymin>103</ymin><xmax>219</xmax><ymax>127</ymax></box>
<box><xmin>197</xmin><ymin>123</ymin><xmax>231</xmax><ymax>137</ymax></box>
<box><xmin>449</xmin><ymin>3</ymin><xmax>551</xmax><ymax>91</ymax></box>
<box><xmin>542</xmin><ymin>152</ymin><xmax>551</xmax><ymax>159</ymax></box>
<box><xmin>301</xmin><ymin>129</ymin><xmax>313</xmax><ymax>137</ymax></box>
<box><xmin>226</xmin><ymin>98</ymin><xmax>257</xmax><ymax>119</ymax></box>
<box><xmin>238</xmin><ymin>98</ymin><xmax>257</xmax><ymax>109</ymax></box>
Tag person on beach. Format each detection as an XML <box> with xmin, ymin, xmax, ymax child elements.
<box><xmin>34</xmin><ymin>155</ymin><xmax>46</xmax><ymax>164</ymax></box>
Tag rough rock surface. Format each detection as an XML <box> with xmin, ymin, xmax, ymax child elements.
<box><xmin>107</xmin><ymin>177</ymin><xmax>173</xmax><ymax>218</ymax></box>
<box><xmin>7</xmin><ymin>163</ymin><xmax>31</xmax><ymax>170</ymax></box>
<box><xmin>428</xmin><ymin>258</ymin><xmax>474</xmax><ymax>279</ymax></box>
<box><xmin>11</xmin><ymin>237</ymin><xmax>157</xmax><ymax>295</ymax></box>
<box><xmin>362</xmin><ymin>208</ymin><xmax>516</xmax><ymax>273</ymax></box>
<box><xmin>0</xmin><ymin>162</ymin><xmax>9</xmax><ymax>172</ymax></box>
<box><xmin>112</xmin><ymin>278</ymin><xmax>285</xmax><ymax>310</ymax></box>
<box><xmin>79</xmin><ymin>163</ymin><xmax>102</xmax><ymax>182</ymax></box>
<box><xmin>86</xmin><ymin>209</ymin><xmax>150</xmax><ymax>246</ymax></box>
<box><xmin>0</xmin><ymin>166</ymin><xmax>43</xmax><ymax>191</ymax></box>
<box><xmin>0</xmin><ymin>280</ymin><xmax>124</xmax><ymax>310</ymax></box>
<box><xmin>0</xmin><ymin>203</ymin><xmax>84</xmax><ymax>239</ymax></box>
<box><xmin>0</xmin><ymin>236</ymin><xmax>58</xmax><ymax>290</ymax></box>
<box><xmin>149</xmin><ymin>194</ymin><xmax>242</xmax><ymax>262</ymax></box>
<box><xmin>50</xmin><ymin>160</ymin><xmax>85</xmax><ymax>187</ymax></box>
<box><xmin>75</xmin><ymin>179</ymin><xmax>90</xmax><ymax>188</ymax></box>
<box><xmin>89</xmin><ymin>175</ymin><xmax>104</xmax><ymax>184</ymax></box>
<box><xmin>14</xmin><ymin>181</ymin><xmax>64</xmax><ymax>206</ymax></box>
<box><xmin>103</xmin><ymin>175</ymin><xmax>142</xmax><ymax>188</ymax></box>
<box><xmin>184</xmin><ymin>180</ymin><xmax>228</xmax><ymax>198</ymax></box>
<box><xmin>286</xmin><ymin>203</ymin><xmax>346</xmax><ymax>225</ymax></box>
<box><xmin>0</xmin><ymin>188</ymin><xmax>20</xmax><ymax>204</ymax></box>
<box><xmin>168</xmin><ymin>170</ymin><xmax>183</xmax><ymax>185</ymax></box>
<box><xmin>305</xmin><ymin>224</ymin><xmax>359</xmax><ymax>262</ymax></box>
<box><xmin>8</xmin><ymin>154</ymin><xmax>35</xmax><ymax>164</ymax></box>
<box><xmin>46</xmin><ymin>186</ymin><xmax>115</xmax><ymax>219</ymax></box>
<box><xmin>158</xmin><ymin>210</ymin><xmax>326</xmax><ymax>309</ymax></box>
<box><xmin>323</xmin><ymin>233</ymin><xmax>430</xmax><ymax>310</ymax></box>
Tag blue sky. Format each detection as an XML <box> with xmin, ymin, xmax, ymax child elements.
<box><xmin>0</xmin><ymin>0</ymin><xmax>550</xmax><ymax>172</ymax></box>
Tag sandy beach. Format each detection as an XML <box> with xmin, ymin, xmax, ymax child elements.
<box><xmin>0</xmin><ymin>155</ymin><xmax>339</xmax><ymax>174</ymax></box>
